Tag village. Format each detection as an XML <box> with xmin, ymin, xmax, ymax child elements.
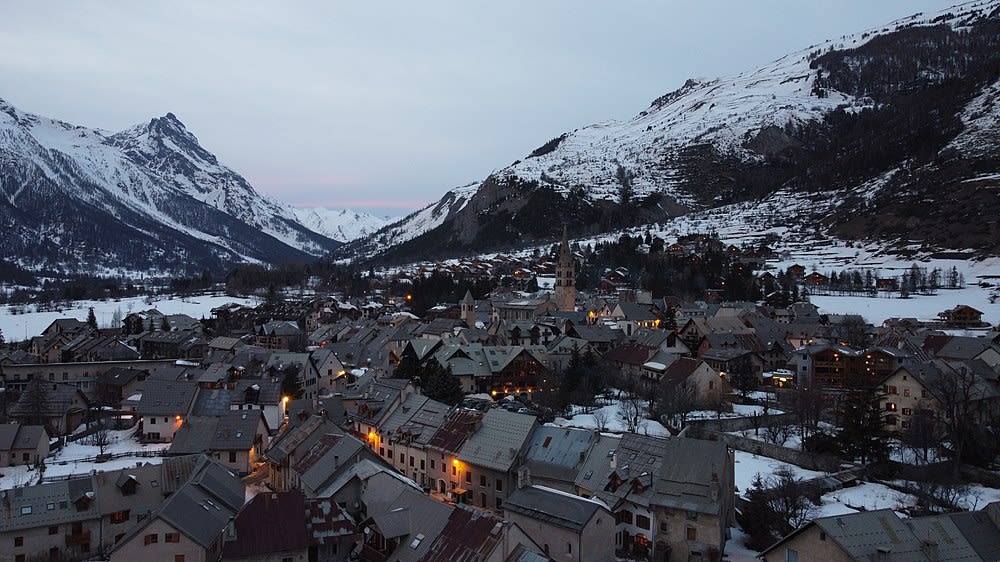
<box><xmin>1</xmin><ymin>231</ymin><xmax>1000</xmax><ymax>562</ymax></box>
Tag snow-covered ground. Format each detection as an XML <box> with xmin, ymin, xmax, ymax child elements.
<box><xmin>733</xmin><ymin>450</ymin><xmax>825</xmax><ymax>495</ymax></box>
<box><xmin>815</xmin><ymin>482</ymin><xmax>917</xmax><ymax>518</ymax></box>
<box><xmin>0</xmin><ymin>426</ymin><xmax>170</xmax><ymax>490</ymax></box>
<box><xmin>810</xmin><ymin>288</ymin><xmax>999</xmax><ymax>327</ymax></box>
<box><xmin>0</xmin><ymin>293</ymin><xmax>256</xmax><ymax>342</ymax></box>
<box><xmin>548</xmin><ymin>398</ymin><xmax>671</xmax><ymax>437</ymax></box>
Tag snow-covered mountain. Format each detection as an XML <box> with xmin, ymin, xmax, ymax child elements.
<box><xmin>291</xmin><ymin>207</ymin><xmax>390</xmax><ymax>242</ymax></box>
<box><xmin>0</xmin><ymin>100</ymin><xmax>342</xmax><ymax>276</ymax></box>
<box><xmin>339</xmin><ymin>0</ymin><xmax>1000</xmax><ymax>263</ymax></box>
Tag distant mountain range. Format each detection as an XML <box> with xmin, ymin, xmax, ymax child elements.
<box><xmin>0</xmin><ymin>100</ymin><xmax>385</xmax><ymax>278</ymax></box>
<box><xmin>291</xmin><ymin>208</ymin><xmax>389</xmax><ymax>246</ymax></box>
<box><xmin>337</xmin><ymin>0</ymin><xmax>1000</xmax><ymax>264</ymax></box>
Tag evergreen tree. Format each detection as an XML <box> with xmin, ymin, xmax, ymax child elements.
<box><xmin>837</xmin><ymin>388</ymin><xmax>889</xmax><ymax>464</ymax></box>
<box><xmin>281</xmin><ymin>365</ymin><xmax>304</xmax><ymax>400</ymax></box>
<box><xmin>421</xmin><ymin>361</ymin><xmax>463</xmax><ymax>405</ymax></box>
<box><xmin>86</xmin><ymin>307</ymin><xmax>97</xmax><ymax>330</ymax></box>
<box><xmin>393</xmin><ymin>354</ymin><xmax>421</xmax><ymax>381</ymax></box>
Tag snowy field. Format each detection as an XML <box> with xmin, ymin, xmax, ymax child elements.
<box><xmin>810</xmin><ymin>287</ymin><xmax>1000</xmax><ymax>327</ymax></box>
<box><xmin>0</xmin><ymin>293</ymin><xmax>256</xmax><ymax>342</ymax></box>
<box><xmin>0</xmin><ymin>426</ymin><xmax>170</xmax><ymax>490</ymax></box>
<box><xmin>548</xmin><ymin>398</ymin><xmax>671</xmax><ymax>437</ymax></box>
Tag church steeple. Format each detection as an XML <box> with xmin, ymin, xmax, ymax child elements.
<box><xmin>555</xmin><ymin>225</ymin><xmax>576</xmax><ymax>312</ymax></box>
<box><xmin>461</xmin><ymin>289</ymin><xmax>476</xmax><ymax>327</ymax></box>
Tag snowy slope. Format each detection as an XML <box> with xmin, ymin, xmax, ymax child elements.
<box><xmin>0</xmin><ymin>98</ymin><xmax>341</xmax><ymax>274</ymax></box>
<box><xmin>504</xmin><ymin>0</ymin><xmax>998</xmax><ymax>203</ymax></box>
<box><xmin>342</xmin><ymin>0</ymin><xmax>1000</xmax><ymax>262</ymax></box>
<box><xmin>292</xmin><ymin>207</ymin><xmax>390</xmax><ymax>242</ymax></box>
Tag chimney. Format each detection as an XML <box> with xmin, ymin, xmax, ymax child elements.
<box><xmin>876</xmin><ymin>547</ymin><xmax>892</xmax><ymax>562</ymax></box>
<box><xmin>517</xmin><ymin>466</ymin><xmax>531</xmax><ymax>489</ymax></box>
<box><xmin>610</xmin><ymin>452</ymin><xmax>617</xmax><ymax>470</ymax></box>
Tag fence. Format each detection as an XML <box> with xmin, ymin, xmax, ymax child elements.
<box><xmin>39</xmin><ymin>450</ymin><xmax>166</xmax><ymax>483</ymax></box>
<box><xmin>687</xmin><ymin>427</ymin><xmax>843</xmax><ymax>473</ymax></box>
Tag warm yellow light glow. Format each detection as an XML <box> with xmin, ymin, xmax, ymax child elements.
<box><xmin>368</xmin><ymin>431</ymin><xmax>376</xmax><ymax>442</ymax></box>
<box><xmin>282</xmin><ymin>396</ymin><xmax>290</xmax><ymax>404</ymax></box>
<box><xmin>491</xmin><ymin>390</ymin><xmax>497</xmax><ymax>396</ymax></box>
<box><xmin>175</xmin><ymin>415</ymin><xmax>182</xmax><ymax>422</ymax></box>
<box><xmin>452</xmin><ymin>458</ymin><xmax>460</xmax><ymax>467</ymax></box>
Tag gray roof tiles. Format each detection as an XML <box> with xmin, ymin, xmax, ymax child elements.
<box><xmin>503</xmin><ymin>485</ymin><xmax>607</xmax><ymax>532</ymax></box>
<box><xmin>458</xmin><ymin>409</ymin><xmax>537</xmax><ymax>473</ymax></box>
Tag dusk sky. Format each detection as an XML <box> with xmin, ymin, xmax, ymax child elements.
<box><xmin>0</xmin><ymin>1</ymin><xmax>961</xmax><ymax>217</ymax></box>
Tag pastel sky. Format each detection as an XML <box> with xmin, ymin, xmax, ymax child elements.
<box><xmin>0</xmin><ymin>1</ymin><xmax>961</xmax><ymax>217</ymax></box>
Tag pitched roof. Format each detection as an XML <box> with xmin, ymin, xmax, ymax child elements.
<box><xmin>523</xmin><ymin>426</ymin><xmax>596</xmax><ymax>483</ymax></box>
<box><xmin>458</xmin><ymin>408</ymin><xmax>536</xmax><ymax>473</ymax></box>
<box><xmin>222</xmin><ymin>490</ymin><xmax>310</xmax><ymax>557</ymax></box>
<box><xmin>417</xmin><ymin>504</ymin><xmax>505</xmax><ymax>562</ymax></box>
<box><xmin>136</xmin><ymin>378</ymin><xmax>198</xmax><ymax>415</ymax></box>
<box><xmin>169</xmin><ymin>410</ymin><xmax>262</xmax><ymax>455</ymax></box>
<box><xmin>503</xmin><ymin>485</ymin><xmax>607</xmax><ymax>532</ymax></box>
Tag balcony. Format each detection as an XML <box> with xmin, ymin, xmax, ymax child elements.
<box><xmin>65</xmin><ymin>530</ymin><xmax>91</xmax><ymax>546</ymax></box>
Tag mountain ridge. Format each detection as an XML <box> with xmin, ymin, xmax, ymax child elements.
<box><xmin>336</xmin><ymin>0</ymin><xmax>1000</xmax><ymax>264</ymax></box>
<box><xmin>0</xmin><ymin>99</ymin><xmax>344</xmax><ymax>277</ymax></box>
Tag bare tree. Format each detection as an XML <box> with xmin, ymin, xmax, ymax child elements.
<box><xmin>660</xmin><ymin>381</ymin><xmax>696</xmax><ymax>428</ymax></box>
<box><xmin>618</xmin><ymin>391</ymin><xmax>645</xmax><ymax>434</ymax></box>
<box><xmin>592</xmin><ymin>408</ymin><xmax>610</xmax><ymax>432</ymax></box>
<box><xmin>790</xmin><ymin>385</ymin><xmax>825</xmax><ymax>448</ymax></box>
<box><xmin>762</xmin><ymin>423</ymin><xmax>795</xmax><ymax>447</ymax></box>
<box><xmin>902</xmin><ymin>408</ymin><xmax>938</xmax><ymax>465</ymax></box>
<box><xmin>767</xmin><ymin>466</ymin><xmax>820</xmax><ymax>529</ymax></box>
<box><xmin>90</xmin><ymin>423</ymin><xmax>111</xmax><ymax>457</ymax></box>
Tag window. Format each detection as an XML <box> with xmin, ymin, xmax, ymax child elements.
<box><xmin>150</xmin><ymin>480</ymin><xmax>158</xmax><ymax>488</ymax></box>
<box><xmin>409</xmin><ymin>456</ymin><xmax>414</xmax><ymax>467</ymax></box>
<box><xmin>496</xmin><ymin>497</ymin><xmax>503</xmax><ymax>509</ymax></box>
<box><xmin>496</xmin><ymin>479</ymin><xmax>503</xmax><ymax>492</ymax></box>
<box><xmin>176</xmin><ymin>556</ymin><xmax>186</xmax><ymax>562</ymax></box>
<box><xmin>430</xmin><ymin>459</ymin><xmax>435</xmax><ymax>470</ymax></box>
<box><xmin>380</xmin><ymin>447</ymin><xmax>385</xmax><ymax>457</ymax></box>
<box><xmin>921</xmin><ymin>389</ymin><xmax>929</xmax><ymax>398</ymax></box>
<box><xmin>885</xmin><ymin>385</ymin><xmax>897</xmax><ymax>395</ymax></box>
<box><xmin>885</xmin><ymin>402</ymin><xmax>896</xmax><ymax>411</ymax></box>
<box><xmin>903</xmin><ymin>388</ymin><xmax>910</xmax><ymax>397</ymax></box>
<box><xmin>49</xmin><ymin>526</ymin><xmax>59</xmax><ymax>535</ymax></box>
<box><xmin>20</xmin><ymin>506</ymin><xmax>31</xmax><ymax>516</ymax></box>
<box><xmin>660</xmin><ymin>522</ymin><xmax>668</xmax><ymax>532</ymax></box>
<box><xmin>686</xmin><ymin>527</ymin><xmax>697</xmax><ymax>541</ymax></box>
<box><xmin>14</xmin><ymin>536</ymin><xmax>24</xmax><ymax>547</ymax></box>
<box><xmin>636</xmin><ymin>515</ymin><xmax>651</xmax><ymax>530</ymax></box>
<box><xmin>786</xmin><ymin>548</ymin><xmax>799</xmax><ymax>562</ymax></box>
<box><xmin>15</xmin><ymin>556</ymin><xmax>24</xmax><ymax>562</ymax></box>
<box><xmin>420</xmin><ymin>459</ymin><xmax>425</xmax><ymax>470</ymax></box>
<box><xmin>144</xmin><ymin>533</ymin><xmax>158</xmax><ymax>546</ymax></box>
<box><xmin>47</xmin><ymin>502</ymin><xmax>55</xmax><ymax>510</ymax></box>
<box><xmin>165</xmin><ymin>533</ymin><xmax>180</xmax><ymax>543</ymax></box>
<box><xmin>686</xmin><ymin>511</ymin><xmax>698</xmax><ymax>521</ymax></box>
<box><xmin>229</xmin><ymin>451</ymin><xmax>237</xmax><ymax>463</ymax></box>
<box><xmin>452</xmin><ymin>465</ymin><xmax>457</xmax><ymax>476</ymax></box>
<box><xmin>110</xmin><ymin>510</ymin><xmax>129</xmax><ymax>524</ymax></box>
<box><xmin>409</xmin><ymin>534</ymin><xmax>425</xmax><ymax>549</ymax></box>
<box><xmin>567</xmin><ymin>542</ymin><xmax>572</xmax><ymax>554</ymax></box>
<box><xmin>480</xmin><ymin>474</ymin><xmax>487</xmax><ymax>487</ymax></box>
<box><xmin>902</xmin><ymin>408</ymin><xmax>912</xmax><ymax>416</ymax></box>
<box><xmin>709</xmin><ymin>381</ymin><xmax>715</xmax><ymax>390</ymax></box>
<box><xmin>820</xmin><ymin>531</ymin><xmax>826</xmax><ymax>541</ymax></box>
<box><xmin>399</xmin><ymin>452</ymin><xmax>404</xmax><ymax>462</ymax></box>
<box><xmin>617</xmin><ymin>510</ymin><xmax>633</xmax><ymax>525</ymax></box>
<box><xmin>465</xmin><ymin>471</ymin><xmax>472</xmax><ymax>483</ymax></box>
